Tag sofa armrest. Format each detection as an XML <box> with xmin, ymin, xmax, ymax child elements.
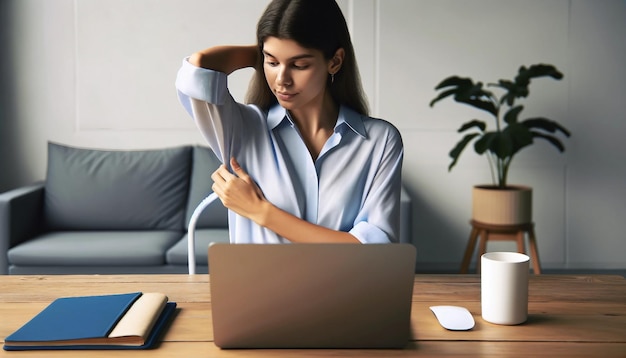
<box><xmin>0</xmin><ymin>182</ymin><xmax>45</xmax><ymax>274</ymax></box>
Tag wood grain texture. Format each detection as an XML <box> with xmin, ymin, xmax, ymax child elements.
<box><xmin>1</xmin><ymin>274</ymin><xmax>625</xmax><ymax>357</ymax></box>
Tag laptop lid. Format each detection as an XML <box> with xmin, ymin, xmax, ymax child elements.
<box><xmin>208</xmin><ymin>243</ymin><xmax>416</xmax><ymax>349</ymax></box>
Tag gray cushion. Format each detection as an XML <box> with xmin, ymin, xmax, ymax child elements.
<box><xmin>184</xmin><ymin>146</ymin><xmax>228</xmax><ymax>229</ymax></box>
<box><xmin>8</xmin><ymin>231</ymin><xmax>183</xmax><ymax>266</ymax></box>
<box><xmin>9</xmin><ymin>265</ymin><xmax>193</xmax><ymax>275</ymax></box>
<box><xmin>44</xmin><ymin>142</ymin><xmax>192</xmax><ymax>230</ymax></box>
<box><xmin>165</xmin><ymin>229</ymin><xmax>230</xmax><ymax>265</ymax></box>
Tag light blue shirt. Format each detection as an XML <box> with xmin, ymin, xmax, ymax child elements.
<box><xmin>176</xmin><ymin>58</ymin><xmax>403</xmax><ymax>243</ymax></box>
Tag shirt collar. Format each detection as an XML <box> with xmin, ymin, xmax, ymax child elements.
<box><xmin>266</xmin><ymin>104</ymin><xmax>367</xmax><ymax>139</ymax></box>
<box><xmin>267</xmin><ymin>105</ymin><xmax>288</xmax><ymax>129</ymax></box>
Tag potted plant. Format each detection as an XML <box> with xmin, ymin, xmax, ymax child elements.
<box><xmin>429</xmin><ymin>64</ymin><xmax>571</xmax><ymax>224</ymax></box>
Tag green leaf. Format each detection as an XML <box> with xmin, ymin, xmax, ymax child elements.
<box><xmin>530</xmin><ymin>132</ymin><xmax>567</xmax><ymax>152</ymax></box>
<box><xmin>429</xmin><ymin>88</ymin><xmax>458</xmax><ymax>107</ymax></box>
<box><xmin>516</xmin><ymin>64</ymin><xmax>564</xmax><ymax>85</ymax></box>
<box><xmin>502</xmin><ymin>123</ymin><xmax>534</xmax><ymax>155</ymax></box>
<box><xmin>431</xmin><ymin>76</ymin><xmax>498</xmax><ymax>116</ymax></box>
<box><xmin>434</xmin><ymin>76</ymin><xmax>474</xmax><ymax>90</ymax></box>
<box><xmin>503</xmin><ymin>106</ymin><xmax>524</xmax><ymax>125</ymax></box>
<box><xmin>522</xmin><ymin>117</ymin><xmax>571</xmax><ymax>136</ymax></box>
<box><xmin>448</xmin><ymin>133</ymin><xmax>480</xmax><ymax>171</ymax></box>
<box><xmin>474</xmin><ymin>132</ymin><xmax>498</xmax><ymax>155</ymax></box>
<box><xmin>453</xmin><ymin>82</ymin><xmax>498</xmax><ymax>116</ymax></box>
<box><xmin>491</xmin><ymin>80</ymin><xmax>527</xmax><ymax>106</ymax></box>
<box><xmin>455</xmin><ymin>96</ymin><xmax>498</xmax><ymax>116</ymax></box>
<box><xmin>494</xmin><ymin>64</ymin><xmax>565</xmax><ymax>106</ymax></box>
<box><xmin>475</xmin><ymin>128</ymin><xmax>531</xmax><ymax>160</ymax></box>
<box><xmin>458</xmin><ymin>119</ymin><xmax>486</xmax><ymax>133</ymax></box>
<box><xmin>495</xmin><ymin>135</ymin><xmax>514</xmax><ymax>158</ymax></box>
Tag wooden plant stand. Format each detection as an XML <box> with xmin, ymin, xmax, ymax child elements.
<box><xmin>460</xmin><ymin>220</ymin><xmax>541</xmax><ymax>274</ymax></box>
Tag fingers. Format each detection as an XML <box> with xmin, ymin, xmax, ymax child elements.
<box><xmin>210</xmin><ymin>158</ymin><xmax>256</xmax><ymax>197</ymax></box>
<box><xmin>210</xmin><ymin>165</ymin><xmax>227</xmax><ymax>201</ymax></box>
<box><xmin>211</xmin><ymin>158</ymin><xmax>247</xmax><ymax>182</ymax></box>
<box><xmin>230</xmin><ymin>157</ymin><xmax>250</xmax><ymax>181</ymax></box>
<box><xmin>230</xmin><ymin>157</ymin><xmax>241</xmax><ymax>171</ymax></box>
<box><xmin>210</xmin><ymin>164</ymin><xmax>227</xmax><ymax>184</ymax></box>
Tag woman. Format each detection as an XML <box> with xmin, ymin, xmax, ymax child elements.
<box><xmin>176</xmin><ymin>0</ymin><xmax>403</xmax><ymax>244</ymax></box>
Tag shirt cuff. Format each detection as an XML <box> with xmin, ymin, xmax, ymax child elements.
<box><xmin>175</xmin><ymin>57</ymin><xmax>228</xmax><ymax>104</ymax></box>
<box><xmin>349</xmin><ymin>221</ymin><xmax>392</xmax><ymax>244</ymax></box>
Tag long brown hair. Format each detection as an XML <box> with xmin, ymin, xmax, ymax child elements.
<box><xmin>245</xmin><ymin>0</ymin><xmax>369</xmax><ymax>116</ymax></box>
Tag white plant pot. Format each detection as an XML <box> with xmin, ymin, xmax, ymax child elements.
<box><xmin>472</xmin><ymin>185</ymin><xmax>532</xmax><ymax>225</ymax></box>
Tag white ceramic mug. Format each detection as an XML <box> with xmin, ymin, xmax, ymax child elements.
<box><xmin>481</xmin><ymin>252</ymin><xmax>530</xmax><ymax>325</ymax></box>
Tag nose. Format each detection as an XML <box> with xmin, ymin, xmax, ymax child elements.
<box><xmin>276</xmin><ymin>66</ymin><xmax>292</xmax><ymax>86</ymax></box>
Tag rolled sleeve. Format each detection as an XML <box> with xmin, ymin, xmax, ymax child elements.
<box><xmin>349</xmin><ymin>221</ymin><xmax>392</xmax><ymax>244</ymax></box>
<box><xmin>175</xmin><ymin>58</ymin><xmax>229</xmax><ymax>105</ymax></box>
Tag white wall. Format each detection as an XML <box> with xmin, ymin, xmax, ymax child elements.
<box><xmin>1</xmin><ymin>0</ymin><xmax>624</xmax><ymax>270</ymax></box>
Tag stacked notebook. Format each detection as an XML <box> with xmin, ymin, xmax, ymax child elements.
<box><xmin>3</xmin><ymin>292</ymin><xmax>176</xmax><ymax>351</ymax></box>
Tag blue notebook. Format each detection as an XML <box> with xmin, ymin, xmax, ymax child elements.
<box><xmin>4</xmin><ymin>292</ymin><xmax>176</xmax><ymax>351</ymax></box>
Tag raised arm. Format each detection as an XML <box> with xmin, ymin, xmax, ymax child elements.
<box><xmin>188</xmin><ymin>45</ymin><xmax>259</xmax><ymax>75</ymax></box>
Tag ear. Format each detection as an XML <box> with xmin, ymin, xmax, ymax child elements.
<box><xmin>328</xmin><ymin>48</ymin><xmax>345</xmax><ymax>75</ymax></box>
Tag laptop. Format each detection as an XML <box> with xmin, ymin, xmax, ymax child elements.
<box><xmin>208</xmin><ymin>243</ymin><xmax>416</xmax><ymax>349</ymax></box>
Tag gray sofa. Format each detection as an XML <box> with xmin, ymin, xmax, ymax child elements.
<box><xmin>0</xmin><ymin>143</ymin><xmax>230</xmax><ymax>275</ymax></box>
<box><xmin>0</xmin><ymin>142</ymin><xmax>412</xmax><ymax>275</ymax></box>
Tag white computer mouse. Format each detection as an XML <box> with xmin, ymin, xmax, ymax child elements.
<box><xmin>429</xmin><ymin>305</ymin><xmax>475</xmax><ymax>331</ymax></box>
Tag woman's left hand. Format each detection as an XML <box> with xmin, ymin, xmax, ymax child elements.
<box><xmin>211</xmin><ymin>157</ymin><xmax>267</xmax><ymax>222</ymax></box>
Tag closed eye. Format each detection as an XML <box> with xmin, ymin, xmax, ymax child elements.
<box><xmin>263</xmin><ymin>50</ymin><xmax>315</xmax><ymax>70</ymax></box>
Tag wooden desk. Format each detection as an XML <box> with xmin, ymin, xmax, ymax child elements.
<box><xmin>1</xmin><ymin>274</ymin><xmax>625</xmax><ymax>357</ymax></box>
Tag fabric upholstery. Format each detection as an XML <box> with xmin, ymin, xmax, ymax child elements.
<box><xmin>44</xmin><ymin>142</ymin><xmax>191</xmax><ymax>231</ymax></box>
<box><xmin>8</xmin><ymin>231</ymin><xmax>183</xmax><ymax>266</ymax></box>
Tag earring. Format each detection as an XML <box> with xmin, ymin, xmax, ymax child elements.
<box><xmin>330</xmin><ymin>73</ymin><xmax>335</xmax><ymax>84</ymax></box>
